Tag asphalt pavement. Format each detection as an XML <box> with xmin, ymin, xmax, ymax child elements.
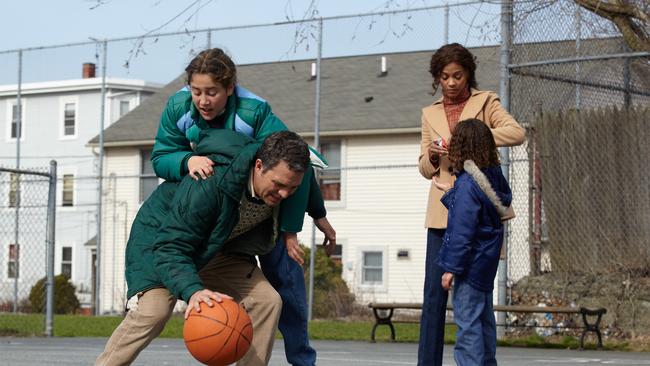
<box><xmin>0</xmin><ymin>337</ymin><xmax>648</xmax><ymax>365</ymax></box>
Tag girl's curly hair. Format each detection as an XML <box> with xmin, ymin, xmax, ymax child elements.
<box><xmin>447</xmin><ymin>118</ymin><xmax>500</xmax><ymax>172</ymax></box>
<box><xmin>429</xmin><ymin>43</ymin><xmax>478</xmax><ymax>94</ymax></box>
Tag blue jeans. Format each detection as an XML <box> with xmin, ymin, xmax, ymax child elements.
<box><xmin>259</xmin><ymin>238</ymin><xmax>316</xmax><ymax>366</ymax></box>
<box><xmin>452</xmin><ymin>279</ymin><xmax>497</xmax><ymax>366</ymax></box>
<box><xmin>418</xmin><ymin>228</ymin><xmax>448</xmax><ymax>366</ymax></box>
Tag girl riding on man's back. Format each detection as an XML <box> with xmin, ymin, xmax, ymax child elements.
<box><xmin>150</xmin><ymin>48</ymin><xmax>334</xmax><ymax>366</ymax></box>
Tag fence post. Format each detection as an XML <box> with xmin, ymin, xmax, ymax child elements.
<box><xmin>575</xmin><ymin>6</ymin><xmax>581</xmax><ymax>111</ymax></box>
<box><xmin>13</xmin><ymin>49</ymin><xmax>24</xmax><ymax>313</ymax></box>
<box><xmin>45</xmin><ymin>160</ymin><xmax>57</xmax><ymax>337</ymax></box>
<box><xmin>95</xmin><ymin>39</ymin><xmax>108</xmax><ymax>315</ymax></box>
<box><xmin>497</xmin><ymin>0</ymin><xmax>513</xmax><ymax>339</ymax></box>
<box><xmin>308</xmin><ymin>17</ymin><xmax>323</xmax><ymax>322</ymax></box>
<box><xmin>443</xmin><ymin>4</ymin><xmax>449</xmax><ymax>44</ymax></box>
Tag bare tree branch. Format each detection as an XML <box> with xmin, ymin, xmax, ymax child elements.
<box><xmin>86</xmin><ymin>0</ymin><xmax>112</xmax><ymax>10</ymax></box>
<box><xmin>575</xmin><ymin>0</ymin><xmax>649</xmax><ymax>51</ymax></box>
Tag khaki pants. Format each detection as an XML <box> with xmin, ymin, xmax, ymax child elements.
<box><xmin>95</xmin><ymin>254</ymin><xmax>282</xmax><ymax>366</ymax></box>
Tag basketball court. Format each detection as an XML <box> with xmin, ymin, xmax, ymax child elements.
<box><xmin>1</xmin><ymin>337</ymin><xmax>649</xmax><ymax>365</ymax></box>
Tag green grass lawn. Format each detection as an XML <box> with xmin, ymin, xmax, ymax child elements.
<box><xmin>0</xmin><ymin>314</ymin><xmax>434</xmax><ymax>341</ymax></box>
<box><xmin>0</xmin><ymin>313</ymin><xmax>637</xmax><ymax>351</ymax></box>
<box><xmin>0</xmin><ymin>313</ymin><xmax>450</xmax><ymax>342</ymax></box>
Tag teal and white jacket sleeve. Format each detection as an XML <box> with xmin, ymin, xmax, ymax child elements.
<box><xmin>151</xmin><ymin>92</ymin><xmax>196</xmax><ymax>181</ymax></box>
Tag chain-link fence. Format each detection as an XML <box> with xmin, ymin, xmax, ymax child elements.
<box><xmin>0</xmin><ymin>2</ymin><xmax>506</xmax><ymax>316</ymax></box>
<box><xmin>0</xmin><ymin>162</ymin><xmax>57</xmax><ymax>334</ymax></box>
<box><xmin>2</xmin><ymin>1</ymin><xmax>647</xmax><ymax>340</ymax></box>
<box><xmin>0</xmin><ymin>166</ymin><xmax>49</xmax><ymax>311</ymax></box>
<box><xmin>507</xmin><ymin>0</ymin><xmax>650</xmax><ymax>338</ymax></box>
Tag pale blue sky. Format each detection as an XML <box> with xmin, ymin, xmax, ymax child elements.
<box><xmin>0</xmin><ymin>0</ymin><xmax>500</xmax><ymax>84</ymax></box>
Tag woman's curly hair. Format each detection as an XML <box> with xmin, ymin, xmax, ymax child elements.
<box><xmin>447</xmin><ymin>118</ymin><xmax>500</xmax><ymax>172</ymax></box>
<box><xmin>429</xmin><ymin>43</ymin><xmax>478</xmax><ymax>94</ymax></box>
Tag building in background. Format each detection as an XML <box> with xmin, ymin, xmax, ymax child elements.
<box><xmin>0</xmin><ymin>64</ymin><xmax>161</xmax><ymax>312</ymax></box>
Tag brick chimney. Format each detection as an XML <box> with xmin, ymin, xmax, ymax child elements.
<box><xmin>82</xmin><ymin>63</ymin><xmax>96</xmax><ymax>79</ymax></box>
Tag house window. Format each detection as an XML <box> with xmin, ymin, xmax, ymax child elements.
<box><xmin>319</xmin><ymin>141</ymin><xmax>341</xmax><ymax>201</ymax></box>
<box><xmin>140</xmin><ymin>150</ymin><xmax>158</xmax><ymax>203</ymax></box>
<box><xmin>9</xmin><ymin>173</ymin><xmax>18</xmax><ymax>207</ymax></box>
<box><xmin>62</xmin><ymin>174</ymin><xmax>74</xmax><ymax>207</ymax></box>
<box><xmin>362</xmin><ymin>251</ymin><xmax>383</xmax><ymax>284</ymax></box>
<box><xmin>7</xmin><ymin>244</ymin><xmax>18</xmax><ymax>279</ymax></box>
<box><xmin>61</xmin><ymin>247</ymin><xmax>72</xmax><ymax>278</ymax></box>
<box><xmin>63</xmin><ymin>103</ymin><xmax>76</xmax><ymax>136</ymax></box>
<box><xmin>11</xmin><ymin>104</ymin><xmax>22</xmax><ymax>139</ymax></box>
<box><xmin>120</xmin><ymin>101</ymin><xmax>130</xmax><ymax>117</ymax></box>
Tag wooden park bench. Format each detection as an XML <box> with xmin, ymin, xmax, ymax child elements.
<box><xmin>367</xmin><ymin>302</ymin><xmax>607</xmax><ymax>350</ymax></box>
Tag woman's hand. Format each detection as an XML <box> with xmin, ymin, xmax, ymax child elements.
<box><xmin>432</xmin><ymin>176</ymin><xmax>451</xmax><ymax>192</ymax></box>
<box><xmin>428</xmin><ymin>138</ymin><xmax>448</xmax><ymax>165</ymax></box>
<box><xmin>188</xmin><ymin>156</ymin><xmax>215</xmax><ymax>180</ymax></box>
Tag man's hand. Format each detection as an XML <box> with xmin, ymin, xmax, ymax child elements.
<box><xmin>187</xmin><ymin>156</ymin><xmax>215</xmax><ymax>180</ymax></box>
<box><xmin>314</xmin><ymin>217</ymin><xmax>337</xmax><ymax>257</ymax></box>
<box><xmin>185</xmin><ymin>289</ymin><xmax>233</xmax><ymax>319</ymax></box>
<box><xmin>441</xmin><ymin>272</ymin><xmax>454</xmax><ymax>291</ymax></box>
<box><xmin>284</xmin><ymin>232</ymin><xmax>305</xmax><ymax>265</ymax></box>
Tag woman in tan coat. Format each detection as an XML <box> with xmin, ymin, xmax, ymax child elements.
<box><xmin>417</xmin><ymin>43</ymin><xmax>525</xmax><ymax>366</ymax></box>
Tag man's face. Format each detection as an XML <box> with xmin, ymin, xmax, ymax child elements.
<box><xmin>252</xmin><ymin>159</ymin><xmax>304</xmax><ymax>207</ymax></box>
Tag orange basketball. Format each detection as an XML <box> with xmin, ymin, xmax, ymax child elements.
<box><xmin>183</xmin><ymin>299</ymin><xmax>253</xmax><ymax>366</ymax></box>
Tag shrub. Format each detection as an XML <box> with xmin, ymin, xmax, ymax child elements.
<box><xmin>303</xmin><ymin>245</ymin><xmax>355</xmax><ymax>319</ymax></box>
<box><xmin>29</xmin><ymin>275</ymin><xmax>80</xmax><ymax>314</ymax></box>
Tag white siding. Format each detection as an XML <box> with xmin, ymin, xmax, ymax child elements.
<box><xmin>100</xmin><ymin>148</ymin><xmax>146</xmax><ymax>313</ymax></box>
<box><xmin>0</xmin><ymin>80</ymin><xmax>157</xmax><ymax>311</ymax></box>
<box><xmin>299</xmin><ymin>133</ymin><xmax>431</xmax><ymax>303</ymax></box>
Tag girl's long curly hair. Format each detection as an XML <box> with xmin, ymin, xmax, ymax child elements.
<box><xmin>447</xmin><ymin>118</ymin><xmax>500</xmax><ymax>171</ymax></box>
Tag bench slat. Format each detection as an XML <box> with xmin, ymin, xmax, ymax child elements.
<box><xmin>368</xmin><ymin>303</ymin><xmax>423</xmax><ymax>310</ymax></box>
<box><xmin>368</xmin><ymin>302</ymin><xmax>606</xmax><ymax>350</ymax></box>
<box><xmin>369</xmin><ymin>303</ymin><xmax>602</xmax><ymax>315</ymax></box>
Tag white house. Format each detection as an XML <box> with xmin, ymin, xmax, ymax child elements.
<box><xmin>0</xmin><ymin>64</ymin><xmax>161</xmax><ymax>311</ymax></box>
<box><xmin>89</xmin><ymin>46</ymin><xmax>532</xmax><ymax>314</ymax></box>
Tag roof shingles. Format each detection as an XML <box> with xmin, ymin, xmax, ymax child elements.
<box><xmin>89</xmin><ymin>46</ymin><xmax>500</xmax><ymax>145</ymax></box>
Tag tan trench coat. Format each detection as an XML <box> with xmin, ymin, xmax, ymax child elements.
<box><xmin>418</xmin><ymin>89</ymin><xmax>525</xmax><ymax>229</ymax></box>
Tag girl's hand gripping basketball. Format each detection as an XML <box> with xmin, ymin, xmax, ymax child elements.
<box><xmin>186</xmin><ymin>289</ymin><xmax>233</xmax><ymax>319</ymax></box>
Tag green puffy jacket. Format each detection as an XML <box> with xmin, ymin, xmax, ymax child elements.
<box><xmin>127</xmin><ymin>129</ymin><xmax>275</xmax><ymax>301</ymax></box>
<box><xmin>151</xmin><ymin>85</ymin><xmax>325</xmax><ymax>232</ymax></box>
